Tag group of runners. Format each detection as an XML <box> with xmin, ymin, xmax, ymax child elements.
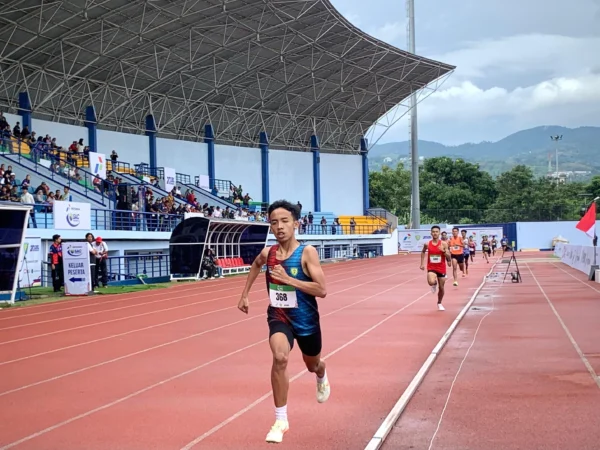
<box><xmin>236</xmin><ymin>199</ymin><xmax>508</xmax><ymax>443</ymax></box>
<box><xmin>419</xmin><ymin>226</ymin><xmax>505</xmax><ymax>310</ymax></box>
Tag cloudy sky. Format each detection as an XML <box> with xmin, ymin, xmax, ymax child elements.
<box><xmin>330</xmin><ymin>0</ymin><xmax>600</xmax><ymax>145</ymax></box>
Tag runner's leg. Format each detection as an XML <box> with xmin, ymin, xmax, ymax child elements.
<box><xmin>298</xmin><ymin>332</ymin><xmax>330</xmax><ymax>403</ymax></box>
<box><xmin>266</xmin><ymin>326</ymin><xmax>293</xmax><ymax>443</ymax></box>
<box><xmin>437</xmin><ymin>275</ymin><xmax>446</xmax><ymax>310</ymax></box>
<box><xmin>427</xmin><ymin>270</ymin><xmax>438</xmax><ymax>293</ymax></box>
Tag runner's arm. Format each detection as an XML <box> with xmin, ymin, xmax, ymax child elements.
<box><xmin>420</xmin><ymin>243</ymin><xmax>428</xmax><ymax>266</ymax></box>
<box><xmin>286</xmin><ymin>245</ymin><xmax>327</xmax><ymax>298</ymax></box>
<box><xmin>241</xmin><ymin>247</ymin><xmax>269</xmax><ymax>296</ymax></box>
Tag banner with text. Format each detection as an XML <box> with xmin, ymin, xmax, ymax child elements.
<box><xmin>88</xmin><ymin>152</ymin><xmax>107</xmax><ymax>179</ymax></box>
<box><xmin>53</xmin><ymin>201</ymin><xmax>91</xmax><ymax>230</ymax></box>
<box><xmin>18</xmin><ymin>237</ymin><xmax>42</xmax><ymax>288</ymax></box>
<box><xmin>398</xmin><ymin>229</ymin><xmax>434</xmax><ymax>252</ymax></box>
<box><xmin>164</xmin><ymin>167</ymin><xmax>176</xmax><ymax>193</ymax></box>
<box><xmin>554</xmin><ymin>242</ymin><xmax>600</xmax><ymax>275</ymax></box>
<box><xmin>62</xmin><ymin>242</ymin><xmax>92</xmax><ymax>295</ymax></box>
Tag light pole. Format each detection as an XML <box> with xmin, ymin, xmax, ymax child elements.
<box><xmin>407</xmin><ymin>0</ymin><xmax>420</xmax><ymax>230</ymax></box>
<box><xmin>550</xmin><ymin>135</ymin><xmax>562</xmax><ymax>185</ymax></box>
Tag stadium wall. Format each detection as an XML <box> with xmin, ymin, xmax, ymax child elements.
<box><xmin>516</xmin><ymin>221</ymin><xmax>598</xmax><ymax>250</ymax></box>
<box><xmin>15</xmin><ymin>117</ymin><xmax>363</xmax><ymax>214</ymax></box>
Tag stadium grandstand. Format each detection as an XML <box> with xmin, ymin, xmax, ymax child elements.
<box><xmin>0</xmin><ymin>0</ymin><xmax>454</xmax><ymax>289</ymax></box>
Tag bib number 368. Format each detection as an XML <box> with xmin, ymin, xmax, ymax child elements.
<box><xmin>269</xmin><ymin>283</ymin><xmax>298</xmax><ymax>308</ymax></box>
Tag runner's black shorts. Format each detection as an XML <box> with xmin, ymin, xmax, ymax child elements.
<box><xmin>451</xmin><ymin>253</ymin><xmax>464</xmax><ymax>264</ymax></box>
<box><xmin>427</xmin><ymin>270</ymin><xmax>446</xmax><ymax>278</ymax></box>
<box><xmin>268</xmin><ymin>319</ymin><xmax>322</xmax><ymax>357</ymax></box>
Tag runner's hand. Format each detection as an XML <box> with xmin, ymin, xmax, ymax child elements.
<box><xmin>420</xmin><ymin>264</ymin><xmax>425</xmax><ymax>270</ymax></box>
<box><xmin>270</xmin><ymin>265</ymin><xmax>290</xmax><ymax>283</ymax></box>
<box><xmin>238</xmin><ymin>295</ymin><xmax>249</xmax><ymax>314</ymax></box>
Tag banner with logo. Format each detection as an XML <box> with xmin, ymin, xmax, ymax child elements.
<box><xmin>18</xmin><ymin>237</ymin><xmax>42</xmax><ymax>288</ymax></box>
<box><xmin>53</xmin><ymin>201</ymin><xmax>91</xmax><ymax>230</ymax></box>
<box><xmin>62</xmin><ymin>242</ymin><xmax>92</xmax><ymax>295</ymax></box>
<box><xmin>398</xmin><ymin>229</ymin><xmax>433</xmax><ymax>251</ymax></box>
<box><xmin>554</xmin><ymin>242</ymin><xmax>600</xmax><ymax>275</ymax></box>
<box><xmin>88</xmin><ymin>152</ymin><xmax>107</xmax><ymax>179</ymax></box>
<box><xmin>164</xmin><ymin>167</ymin><xmax>176</xmax><ymax>193</ymax></box>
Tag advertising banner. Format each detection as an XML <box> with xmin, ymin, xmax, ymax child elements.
<box><xmin>88</xmin><ymin>152</ymin><xmax>107</xmax><ymax>179</ymax></box>
<box><xmin>164</xmin><ymin>167</ymin><xmax>176</xmax><ymax>193</ymax></box>
<box><xmin>398</xmin><ymin>229</ymin><xmax>433</xmax><ymax>252</ymax></box>
<box><xmin>53</xmin><ymin>201</ymin><xmax>91</xmax><ymax>230</ymax></box>
<box><xmin>18</xmin><ymin>237</ymin><xmax>42</xmax><ymax>288</ymax></box>
<box><xmin>62</xmin><ymin>242</ymin><xmax>92</xmax><ymax>296</ymax></box>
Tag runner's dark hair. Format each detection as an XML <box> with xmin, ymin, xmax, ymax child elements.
<box><xmin>268</xmin><ymin>200</ymin><xmax>300</xmax><ymax>220</ymax></box>
<box><xmin>431</xmin><ymin>225</ymin><xmax>440</xmax><ymax>231</ymax></box>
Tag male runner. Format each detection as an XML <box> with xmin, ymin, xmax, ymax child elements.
<box><xmin>481</xmin><ymin>235</ymin><xmax>491</xmax><ymax>263</ymax></box>
<box><xmin>420</xmin><ymin>225</ymin><xmax>451</xmax><ymax>311</ymax></box>
<box><xmin>491</xmin><ymin>236</ymin><xmax>498</xmax><ymax>256</ymax></box>
<box><xmin>448</xmin><ymin>227</ymin><xmax>465</xmax><ymax>286</ymax></box>
<box><xmin>238</xmin><ymin>200</ymin><xmax>330</xmax><ymax>444</ymax></box>
<box><xmin>461</xmin><ymin>229</ymin><xmax>470</xmax><ymax>276</ymax></box>
<box><xmin>501</xmin><ymin>235</ymin><xmax>509</xmax><ymax>256</ymax></box>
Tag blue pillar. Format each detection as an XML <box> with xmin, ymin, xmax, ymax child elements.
<box><xmin>17</xmin><ymin>92</ymin><xmax>32</xmax><ymax>131</ymax></box>
<box><xmin>311</xmin><ymin>135</ymin><xmax>321</xmax><ymax>212</ymax></box>
<box><xmin>259</xmin><ymin>131</ymin><xmax>269</xmax><ymax>205</ymax></box>
<box><xmin>204</xmin><ymin>124</ymin><xmax>215</xmax><ymax>190</ymax></box>
<box><xmin>145</xmin><ymin>115</ymin><xmax>157</xmax><ymax>168</ymax></box>
<box><xmin>84</xmin><ymin>106</ymin><xmax>98</xmax><ymax>153</ymax></box>
<box><xmin>360</xmin><ymin>137</ymin><xmax>370</xmax><ymax>213</ymax></box>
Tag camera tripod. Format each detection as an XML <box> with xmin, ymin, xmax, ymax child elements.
<box><xmin>503</xmin><ymin>248</ymin><xmax>522</xmax><ymax>283</ymax></box>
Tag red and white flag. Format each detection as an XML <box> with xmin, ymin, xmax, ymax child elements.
<box><xmin>576</xmin><ymin>202</ymin><xmax>596</xmax><ymax>239</ymax></box>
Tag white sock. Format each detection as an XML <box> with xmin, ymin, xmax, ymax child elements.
<box><xmin>275</xmin><ymin>405</ymin><xmax>287</xmax><ymax>422</ymax></box>
<box><xmin>317</xmin><ymin>370</ymin><xmax>328</xmax><ymax>384</ymax></box>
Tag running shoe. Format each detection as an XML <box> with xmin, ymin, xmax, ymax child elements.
<box><xmin>437</xmin><ymin>304</ymin><xmax>445</xmax><ymax>311</ymax></box>
<box><xmin>317</xmin><ymin>379</ymin><xmax>330</xmax><ymax>403</ymax></box>
<box><xmin>453</xmin><ymin>281</ymin><xmax>458</xmax><ymax>286</ymax></box>
<box><xmin>431</xmin><ymin>283</ymin><xmax>437</xmax><ymax>294</ymax></box>
<box><xmin>266</xmin><ymin>420</ymin><xmax>289</xmax><ymax>443</ymax></box>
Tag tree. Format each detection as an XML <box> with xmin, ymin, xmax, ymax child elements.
<box><xmin>369</xmin><ymin>163</ymin><xmax>411</xmax><ymax>216</ymax></box>
<box><xmin>419</xmin><ymin>157</ymin><xmax>497</xmax><ymax>224</ymax></box>
<box><xmin>485</xmin><ymin>165</ymin><xmax>584</xmax><ymax>222</ymax></box>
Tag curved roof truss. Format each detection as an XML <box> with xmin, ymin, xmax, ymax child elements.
<box><xmin>0</xmin><ymin>0</ymin><xmax>454</xmax><ymax>153</ymax></box>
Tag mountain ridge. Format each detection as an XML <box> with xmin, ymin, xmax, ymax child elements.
<box><xmin>369</xmin><ymin>125</ymin><xmax>600</xmax><ymax>178</ymax></box>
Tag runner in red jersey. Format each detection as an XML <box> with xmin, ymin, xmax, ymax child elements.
<box><xmin>420</xmin><ymin>225</ymin><xmax>451</xmax><ymax>311</ymax></box>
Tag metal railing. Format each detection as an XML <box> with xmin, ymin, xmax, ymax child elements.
<box><xmin>297</xmin><ymin>223</ymin><xmax>391</xmax><ymax>236</ymax></box>
<box><xmin>1</xmin><ymin>137</ymin><xmax>116</xmax><ymax>207</ymax></box>
<box><xmin>366</xmin><ymin>207</ymin><xmax>397</xmax><ymax>230</ymax></box>
<box><xmin>40</xmin><ymin>253</ymin><xmax>170</xmax><ymax>287</ymax></box>
<box><xmin>14</xmin><ymin>202</ymin><xmax>184</xmax><ymax>232</ymax></box>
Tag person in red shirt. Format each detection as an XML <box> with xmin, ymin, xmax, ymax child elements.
<box><xmin>48</xmin><ymin>234</ymin><xmax>63</xmax><ymax>292</ymax></box>
<box><xmin>420</xmin><ymin>225</ymin><xmax>451</xmax><ymax>311</ymax></box>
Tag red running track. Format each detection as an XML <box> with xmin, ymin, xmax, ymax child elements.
<box><xmin>0</xmin><ymin>254</ymin><xmax>492</xmax><ymax>450</ymax></box>
<box><xmin>383</xmin><ymin>252</ymin><xmax>600</xmax><ymax>450</ymax></box>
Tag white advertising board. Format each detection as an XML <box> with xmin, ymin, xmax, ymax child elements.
<box><xmin>164</xmin><ymin>167</ymin><xmax>176</xmax><ymax>193</ymax></box>
<box><xmin>398</xmin><ymin>229</ymin><xmax>433</xmax><ymax>252</ymax></box>
<box><xmin>198</xmin><ymin>174</ymin><xmax>210</xmax><ymax>191</ymax></box>
<box><xmin>18</xmin><ymin>237</ymin><xmax>42</xmax><ymax>288</ymax></box>
<box><xmin>53</xmin><ymin>201</ymin><xmax>91</xmax><ymax>230</ymax></box>
<box><xmin>62</xmin><ymin>242</ymin><xmax>92</xmax><ymax>296</ymax></box>
<box><xmin>88</xmin><ymin>152</ymin><xmax>107</xmax><ymax>179</ymax></box>
<box><xmin>554</xmin><ymin>242</ymin><xmax>600</xmax><ymax>275</ymax></box>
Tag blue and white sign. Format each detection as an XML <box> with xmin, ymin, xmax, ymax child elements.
<box><xmin>164</xmin><ymin>167</ymin><xmax>176</xmax><ymax>193</ymax></box>
<box><xmin>53</xmin><ymin>201</ymin><xmax>91</xmax><ymax>230</ymax></box>
<box><xmin>62</xmin><ymin>242</ymin><xmax>92</xmax><ymax>296</ymax></box>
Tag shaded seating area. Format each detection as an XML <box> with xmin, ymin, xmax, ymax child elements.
<box><xmin>169</xmin><ymin>216</ymin><xmax>269</xmax><ymax>280</ymax></box>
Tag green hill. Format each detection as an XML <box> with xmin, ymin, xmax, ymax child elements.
<box><xmin>369</xmin><ymin>126</ymin><xmax>600</xmax><ymax>178</ymax></box>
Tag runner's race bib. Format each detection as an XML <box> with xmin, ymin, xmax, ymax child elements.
<box><xmin>269</xmin><ymin>283</ymin><xmax>298</xmax><ymax>308</ymax></box>
<box><xmin>483</xmin><ymin>244</ymin><xmax>489</xmax><ymax>250</ymax></box>
<box><xmin>453</xmin><ymin>245</ymin><xmax>460</xmax><ymax>251</ymax></box>
<box><xmin>429</xmin><ymin>255</ymin><xmax>442</xmax><ymax>264</ymax></box>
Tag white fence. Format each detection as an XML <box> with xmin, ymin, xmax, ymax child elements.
<box><xmin>553</xmin><ymin>242</ymin><xmax>599</xmax><ymax>275</ymax></box>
